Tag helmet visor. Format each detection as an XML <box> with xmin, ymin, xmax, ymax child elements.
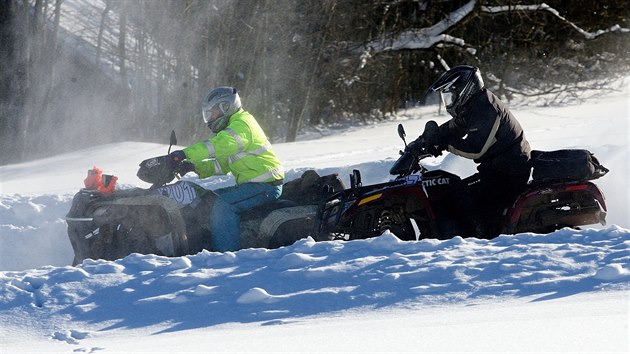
<box><xmin>441</xmin><ymin>91</ymin><xmax>456</xmax><ymax>107</ymax></box>
<box><xmin>203</xmin><ymin>105</ymin><xmax>223</xmax><ymax>124</ymax></box>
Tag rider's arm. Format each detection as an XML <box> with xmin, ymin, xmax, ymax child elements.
<box><xmin>443</xmin><ymin>95</ymin><xmax>501</xmax><ymax>160</ymax></box>
<box><xmin>182</xmin><ymin>120</ymin><xmax>253</xmax><ymax>178</ymax></box>
<box><xmin>184</xmin><ymin>121</ymin><xmax>251</xmax><ymax>160</ymax></box>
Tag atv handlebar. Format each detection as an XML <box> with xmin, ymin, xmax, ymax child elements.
<box><xmin>390</xmin><ymin>123</ymin><xmax>433</xmax><ymax>177</ymax></box>
<box><xmin>389</xmin><ymin>148</ymin><xmax>432</xmax><ymax>177</ymax></box>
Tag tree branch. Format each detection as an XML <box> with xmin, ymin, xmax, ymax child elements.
<box><xmin>481</xmin><ymin>3</ymin><xmax>630</xmax><ymax>40</ymax></box>
<box><xmin>359</xmin><ymin>0</ymin><xmax>475</xmax><ymax>54</ymax></box>
<box><xmin>357</xmin><ymin>1</ymin><xmax>630</xmax><ymax>62</ymax></box>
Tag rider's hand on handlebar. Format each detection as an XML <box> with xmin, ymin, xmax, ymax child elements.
<box><xmin>168</xmin><ymin>150</ymin><xmax>195</xmax><ymax>176</ymax></box>
<box><xmin>405</xmin><ymin>137</ymin><xmax>426</xmax><ymax>154</ymax></box>
<box><xmin>177</xmin><ymin>161</ymin><xmax>195</xmax><ymax>175</ymax></box>
<box><xmin>426</xmin><ymin>143</ymin><xmax>444</xmax><ymax>157</ymax></box>
<box><xmin>422</xmin><ymin>124</ymin><xmax>446</xmax><ymax>157</ymax></box>
<box><xmin>168</xmin><ymin>150</ymin><xmax>195</xmax><ymax>175</ymax></box>
<box><xmin>169</xmin><ymin>150</ymin><xmax>186</xmax><ymax>164</ymax></box>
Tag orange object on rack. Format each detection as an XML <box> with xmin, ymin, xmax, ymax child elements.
<box><xmin>84</xmin><ymin>166</ymin><xmax>118</xmax><ymax>193</ymax></box>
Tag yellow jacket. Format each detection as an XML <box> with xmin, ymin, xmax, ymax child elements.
<box><xmin>183</xmin><ymin>109</ymin><xmax>284</xmax><ymax>185</ymax></box>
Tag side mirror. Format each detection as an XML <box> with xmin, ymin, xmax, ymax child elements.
<box><xmin>170</xmin><ymin>130</ymin><xmax>177</xmax><ymax>146</ymax></box>
<box><xmin>350</xmin><ymin>169</ymin><xmax>362</xmax><ymax>189</ymax></box>
<box><xmin>397</xmin><ymin>124</ymin><xmax>407</xmax><ymax>146</ymax></box>
<box><xmin>168</xmin><ymin>130</ymin><xmax>177</xmax><ymax>154</ymax></box>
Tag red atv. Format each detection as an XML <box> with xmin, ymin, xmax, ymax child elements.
<box><xmin>315</xmin><ymin>123</ymin><xmax>608</xmax><ymax>241</ymax></box>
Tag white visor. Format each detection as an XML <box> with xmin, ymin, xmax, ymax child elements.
<box><xmin>441</xmin><ymin>91</ymin><xmax>455</xmax><ymax>107</ymax></box>
<box><xmin>202</xmin><ymin>106</ymin><xmax>212</xmax><ymax>123</ymax></box>
<box><xmin>203</xmin><ymin>105</ymin><xmax>225</xmax><ymax>124</ymax></box>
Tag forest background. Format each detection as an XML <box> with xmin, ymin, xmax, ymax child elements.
<box><xmin>1</xmin><ymin>0</ymin><xmax>628</xmax><ymax>165</ymax></box>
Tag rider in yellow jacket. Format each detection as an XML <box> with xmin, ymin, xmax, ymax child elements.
<box><xmin>182</xmin><ymin>109</ymin><xmax>284</xmax><ymax>185</ymax></box>
<box><xmin>169</xmin><ymin>87</ymin><xmax>284</xmax><ymax>251</ymax></box>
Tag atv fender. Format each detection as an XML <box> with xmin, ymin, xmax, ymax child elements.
<box><xmin>240</xmin><ymin>205</ymin><xmax>318</xmax><ymax>249</ymax></box>
<box><xmin>111</xmin><ymin>195</ymin><xmax>189</xmax><ymax>256</ymax></box>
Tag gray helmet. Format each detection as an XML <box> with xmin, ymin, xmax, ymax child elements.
<box><xmin>202</xmin><ymin>86</ymin><xmax>242</xmax><ymax>133</ymax></box>
<box><xmin>428</xmin><ymin>65</ymin><xmax>484</xmax><ymax>117</ymax></box>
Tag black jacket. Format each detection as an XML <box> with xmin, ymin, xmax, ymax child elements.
<box><xmin>438</xmin><ymin>89</ymin><xmax>531</xmax><ymax>175</ymax></box>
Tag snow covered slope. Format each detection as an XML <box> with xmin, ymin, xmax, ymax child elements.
<box><xmin>1</xmin><ymin>229</ymin><xmax>629</xmax><ymax>352</ymax></box>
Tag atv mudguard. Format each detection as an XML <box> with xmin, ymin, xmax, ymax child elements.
<box><xmin>240</xmin><ymin>204</ymin><xmax>318</xmax><ymax>249</ymax></box>
<box><xmin>503</xmin><ymin>180</ymin><xmax>607</xmax><ymax>234</ymax></box>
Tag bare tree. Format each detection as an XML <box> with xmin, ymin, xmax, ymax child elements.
<box><xmin>1</xmin><ymin>0</ymin><xmax>629</xmax><ymax>164</ymax></box>
<box><xmin>96</xmin><ymin>0</ymin><xmax>111</xmax><ymax>67</ymax></box>
<box><xmin>117</xmin><ymin>1</ymin><xmax>127</xmax><ymax>85</ymax></box>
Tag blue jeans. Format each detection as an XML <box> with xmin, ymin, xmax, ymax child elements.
<box><xmin>210</xmin><ymin>182</ymin><xmax>282</xmax><ymax>251</ymax></box>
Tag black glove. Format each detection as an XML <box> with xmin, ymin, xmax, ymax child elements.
<box><xmin>426</xmin><ymin>143</ymin><xmax>444</xmax><ymax>157</ymax></box>
<box><xmin>169</xmin><ymin>150</ymin><xmax>195</xmax><ymax>175</ymax></box>
<box><xmin>177</xmin><ymin>161</ymin><xmax>195</xmax><ymax>175</ymax></box>
<box><xmin>169</xmin><ymin>150</ymin><xmax>186</xmax><ymax>164</ymax></box>
<box><xmin>422</xmin><ymin>121</ymin><xmax>445</xmax><ymax>157</ymax></box>
<box><xmin>424</xmin><ymin>133</ymin><xmax>445</xmax><ymax>157</ymax></box>
<box><xmin>405</xmin><ymin>137</ymin><xmax>426</xmax><ymax>154</ymax></box>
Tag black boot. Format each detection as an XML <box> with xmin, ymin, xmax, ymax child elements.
<box><xmin>472</xmin><ymin>221</ymin><xmax>486</xmax><ymax>238</ymax></box>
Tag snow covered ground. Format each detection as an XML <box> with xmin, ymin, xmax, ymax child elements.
<box><xmin>1</xmin><ymin>84</ymin><xmax>629</xmax><ymax>352</ymax></box>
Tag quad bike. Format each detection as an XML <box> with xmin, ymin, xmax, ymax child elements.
<box><xmin>66</xmin><ymin>125</ymin><xmax>609</xmax><ymax>264</ymax></box>
<box><xmin>315</xmin><ymin>123</ymin><xmax>609</xmax><ymax>241</ymax></box>
<box><xmin>66</xmin><ymin>131</ymin><xmax>344</xmax><ymax>265</ymax></box>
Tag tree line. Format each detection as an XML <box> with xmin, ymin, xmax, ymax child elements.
<box><xmin>1</xmin><ymin>0</ymin><xmax>628</xmax><ymax>165</ymax></box>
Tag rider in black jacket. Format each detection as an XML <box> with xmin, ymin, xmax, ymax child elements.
<box><xmin>419</xmin><ymin>65</ymin><xmax>531</xmax><ymax>238</ymax></box>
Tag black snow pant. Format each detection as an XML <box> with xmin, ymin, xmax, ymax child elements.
<box><xmin>455</xmin><ymin>168</ymin><xmax>530</xmax><ymax>238</ymax></box>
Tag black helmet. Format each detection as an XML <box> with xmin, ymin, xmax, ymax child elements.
<box><xmin>428</xmin><ymin>65</ymin><xmax>484</xmax><ymax>117</ymax></box>
<box><xmin>202</xmin><ymin>86</ymin><xmax>242</xmax><ymax>133</ymax></box>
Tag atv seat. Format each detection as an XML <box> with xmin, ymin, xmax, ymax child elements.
<box><xmin>242</xmin><ymin>199</ymin><xmax>298</xmax><ymax>221</ymax></box>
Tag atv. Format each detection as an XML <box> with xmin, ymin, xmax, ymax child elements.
<box><xmin>66</xmin><ymin>125</ymin><xmax>609</xmax><ymax>264</ymax></box>
<box><xmin>315</xmin><ymin>123</ymin><xmax>609</xmax><ymax>241</ymax></box>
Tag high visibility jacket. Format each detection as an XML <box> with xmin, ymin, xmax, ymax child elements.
<box><xmin>183</xmin><ymin>109</ymin><xmax>284</xmax><ymax>185</ymax></box>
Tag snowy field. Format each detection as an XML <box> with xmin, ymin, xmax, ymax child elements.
<box><xmin>0</xmin><ymin>84</ymin><xmax>629</xmax><ymax>352</ymax></box>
